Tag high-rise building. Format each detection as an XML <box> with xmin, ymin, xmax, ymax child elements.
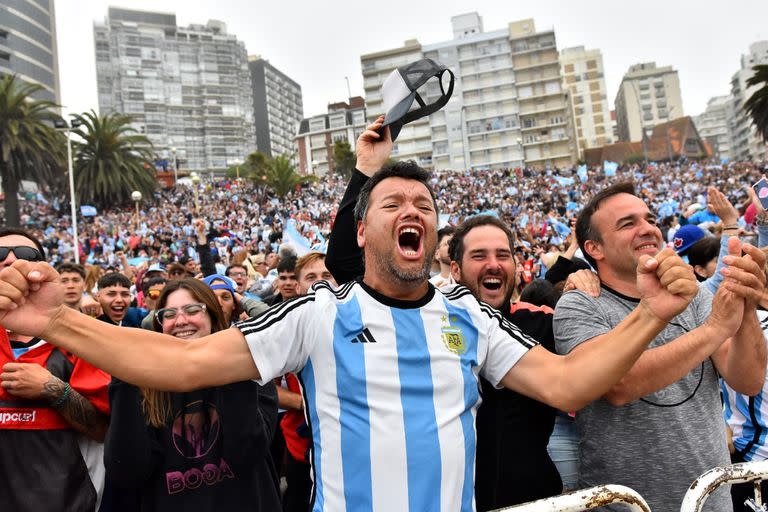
<box><xmin>728</xmin><ymin>41</ymin><xmax>768</xmax><ymax>161</ymax></box>
<box><xmin>360</xmin><ymin>13</ymin><xmax>575</xmax><ymax>171</ymax></box>
<box><xmin>615</xmin><ymin>62</ymin><xmax>684</xmax><ymax>142</ymax></box>
<box><xmin>509</xmin><ymin>19</ymin><xmax>575</xmax><ymax>169</ymax></box>
<box><xmin>94</xmin><ymin>7</ymin><xmax>255</xmax><ymax>172</ymax></box>
<box><xmin>0</xmin><ymin>0</ymin><xmax>60</xmax><ymax>103</ymax></box>
<box><xmin>248</xmin><ymin>56</ymin><xmax>303</xmax><ymax>158</ymax></box>
<box><xmin>694</xmin><ymin>96</ymin><xmax>733</xmax><ymax>161</ymax></box>
<box><xmin>560</xmin><ymin>46</ymin><xmax>613</xmax><ymax>157</ymax></box>
<box><xmin>295</xmin><ymin>96</ymin><xmax>367</xmax><ymax>176</ymax></box>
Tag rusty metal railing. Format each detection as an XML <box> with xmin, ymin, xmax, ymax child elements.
<box><xmin>494</xmin><ymin>484</ymin><xmax>650</xmax><ymax>512</ymax></box>
<box><xmin>681</xmin><ymin>460</ymin><xmax>768</xmax><ymax>512</ymax></box>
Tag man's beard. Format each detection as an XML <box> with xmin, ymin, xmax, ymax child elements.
<box><xmin>372</xmin><ymin>245</ymin><xmax>437</xmax><ymax>284</ymax></box>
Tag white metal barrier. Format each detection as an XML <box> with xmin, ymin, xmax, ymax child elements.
<box><xmin>681</xmin><ymin>460</ymin><xmax>768</xmax><ymax>512</ymax></box>
<box><xmin>494</xmin><ymin>484</ymin><xmax>650</xmax><ymax>512</ymax></box>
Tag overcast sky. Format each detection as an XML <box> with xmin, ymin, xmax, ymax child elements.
<box><xmin>56</xmin><ymin>0</ymin><xmax>768</xmax><ymax>120</ymax></box>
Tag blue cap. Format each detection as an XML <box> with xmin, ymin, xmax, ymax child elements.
<box><xmin>202</xmin><ymin>274</ymin><xmax>236</xmax><ymax>299</ymax></box>
<box><xmin>673</xmin><ymin>225</ymin><xmax>706</xmax><ymax>254</ymax></box>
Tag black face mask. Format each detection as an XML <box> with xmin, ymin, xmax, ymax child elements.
<box><xmin>379</xmin><ymin>59</ymin><xmax>455</xmax><ymax>142</ymax></box>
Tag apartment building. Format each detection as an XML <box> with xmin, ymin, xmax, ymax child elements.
<box><xmin>0</xmin><ymin>0</ymin><xmax>60</xmax><ymax>103</ymax></box>
<box><xmin>560</xmin><ymin>46</ymin><xmax>613</xmax><ymax>158</ymax></box>
<box><xmin>360</xmin><ymin>13</ymin><xmax>574</xmax><ymax>170</ymax></box>
<box><xmin>295</xmin><ymin>96</ymin><xmax>367</xmax><ymax>176</ymax></box>
<box><xmin>94</xmin><ymin>7</ymin><xmax>256</xmax><ymax>173</ymax></box>
<box><xmin>248</xmin><ymin>56</ymin><xmax>303</xmax><ymax>158</ymax></box>
<box><xmin>694</xmin><ymin>95</ymin><xmax>733</xmax><ymax>161</ymax></box>
<box><xmin>615</xmin><ymin>62</ymin><xmax>684</xmax><ymax>142</ymax></box>
<box><xmin>728</xmin><ymin>41</ymin><xmax>768</xmax><ymax>161</ymax></box>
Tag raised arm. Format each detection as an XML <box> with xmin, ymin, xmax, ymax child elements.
<box><xmin>712</xmin><ymin>238</ymin><xmax>768</xmax><ymax>395</ymax></box>
<box><xmin>326</xmin><ymin>116</ymin><xmax>392</xmax><ymax>284</ymax></box>
<box><xmin>0</xmin><ymin>261</ymin><xmax>259</xmax><ymax>391</ymax></box>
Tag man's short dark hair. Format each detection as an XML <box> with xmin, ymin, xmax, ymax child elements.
<box><xmin>0</xmin><ymin>227</ymin><xmax>46</xmax><ymax>259</ymax></box>
<box><xmin>225</xmin><ymin>264</ymin><xmax>246</xmax><ymax>276</ymax></box>
<box><xmin>277</xmin><ymin>256</ymin><xmax>297</xmax><ymax>274</ymax></box>
<box><xmin>142</xmin><ymin>277</ymin><xmax>168</xmax><ymax>295</ymax></box>
<box><xmin>575</xmin><ymin>181</ymin><xmax>637</xmax><ymax>268</ymax></box>
<box><xmin>449</xmin><ymin>215</ymin><xmax>515</xmax><ymax>266</ymax></box>
<box><xmin>437</xmin><ymin>226</ymin><xmax>455</xmax><ymax>244</ymax></box>
<box><xmin>353</xmin><ymin>160</ymin><xmax>438</xmax><ymax>222</ymax></box>
<box><xmin>97</xmin><ymin>272</ymin><xmax>132</xmax><ymax>291</ymax></box>
<box><xmin>56</xmin><ymin>262</ymin><xmax>85</xmax><ymax>279</ymax></box>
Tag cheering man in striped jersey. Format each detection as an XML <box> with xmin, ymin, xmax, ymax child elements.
<box><xmin>0</xmin><ymin>119</ymin><xmax>730</xmax><ymax>512</ymax></box>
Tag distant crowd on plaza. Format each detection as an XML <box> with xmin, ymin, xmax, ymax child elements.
<box><xmin>3</xmin><ymin>114</ymin><xmax>768</xmax><ymax>512</ymax></box>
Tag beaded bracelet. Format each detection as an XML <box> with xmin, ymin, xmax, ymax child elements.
<box><xmin>52</xmin><ymin>382</ymin><xmax>71</xmax><ymax>408</ymax></box>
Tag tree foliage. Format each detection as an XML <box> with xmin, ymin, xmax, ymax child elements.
<box><xmin>0</xmin><ymin>75</ymin><xmax>65</xmax><ymax>226</ymax></box>
<box><xmin>71</xmin><ymin>110</ymin><xmax>157</xmax><ymax>209</ymax></box>
<box><xmin>745</xmin><ymin>64</ymin><xmax>768</xmax><ymax>143</ymax></box>
<box><xmin>333</xmin><ymin>139</ymin><xmax>356</xmax><ymax>179</ymax></box>
<box><xmin>226</xmin><ymin>150</ymin><xmax>270</xmax><ymax>181</ymax></box>
<box><xmin>264</xmin><ymin>154</ymin><xmax>315</xmax><ymax>197</ymax></box>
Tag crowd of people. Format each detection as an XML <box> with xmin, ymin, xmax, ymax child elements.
<box><xmin>2</xmin><ymin>115</ymin><xmax>768</xmax><ymax>512</ymax></box>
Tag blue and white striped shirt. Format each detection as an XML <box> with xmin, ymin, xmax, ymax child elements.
<box><xmin>236</xmin><ymin>280</ymin><xmax>536</xmax><ymax>512</ymax></box>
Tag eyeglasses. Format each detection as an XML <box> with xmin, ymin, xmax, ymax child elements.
<box><xmin>156</xmin><ymin>303</ymin><xmax>207</xmax><ymax>322</ymax></box>
<box><xmin>0</xmin><ymin>246</ymin><xmax>43</xmax><ymax>262</ymax></box>
<box><xmin>146</xmin><ymin>289</ymin><xmax>162</xmax><ymax>300</ymax></box>
<box><xmin>228</xmin><ymin>271</ymin><xmax>247</xmax><ymax>278</ymax></box>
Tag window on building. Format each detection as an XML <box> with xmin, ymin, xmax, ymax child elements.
<box><xmin>587</xmin><ymin>60</ymin><xmax>597</xmax><ymax>70</ymax></box>
<box><xmin>589</xmin><ymin>82</ymin><xmax>600</xmax><ymax>91</ymax></box>
<box><xmin>564</xmin><ymin>64</ymin><xmax>574</xmax><ymax>73</ymax></box>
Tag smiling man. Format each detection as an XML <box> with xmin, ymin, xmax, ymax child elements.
<box><xmin>553</xmin><ymin>181</ymin><xmax>767</xmax><ymax>512</ymax></box>
<box><xmin>0</xmin><ymin>121</ymin><xmax>759</xmax><ymax>512</ymax></box>
<box><xmin>95</xmin><ymin>273</ymin><xmax>146</xmax><ymax>327</ymax></box>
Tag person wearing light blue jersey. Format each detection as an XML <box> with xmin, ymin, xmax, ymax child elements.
<box><xmin>722</xmin><ymin>188</ymin><xmax>768</xmax><ymax>511</ymax></box>
<box><xmin>0</xmin><ymin>117</ymin><xmax>736</xmax><ymax>512</ymax></box>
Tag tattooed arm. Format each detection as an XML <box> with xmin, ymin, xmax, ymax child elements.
<box><xmin>0</xmin><ymin>362</ymin><xmax>109</xmax><ymax>442</ymax></box>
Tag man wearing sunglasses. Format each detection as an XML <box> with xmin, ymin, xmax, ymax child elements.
<box><xmin>0</xmin><ymin>227</ymin><xmax>111</xmax><ymax>512</ymax></box>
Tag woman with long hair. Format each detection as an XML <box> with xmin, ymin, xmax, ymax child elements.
<box><xmin>104</xmin><ymin>278</ymin><xmax>279</xmax><ymax>511</ymax></box>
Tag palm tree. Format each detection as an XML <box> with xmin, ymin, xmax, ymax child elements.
<box><xmin>744</xmin><ymin>64</ymin><xmax>768</xmax><ymax>143</ymax></box>
<box><xmin>0</xmin><ymin>75</ymin><xmax>65</xmax><ymax>226</ymax></box>
<box><xmin>225</xmin><ymin>150</ymin><xmax>269</xmax><ymax>181</ymax></box>
<box><xmin>264</xmin><ymin>154</ymin><xmax>315</xmax><ymax>197</ymax></box>
<box><xmin>71</xmin><ymin>110</ymin><xmax>157</xmax><ymax>208</ymax></box>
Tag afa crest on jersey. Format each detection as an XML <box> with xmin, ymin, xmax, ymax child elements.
<box><xmin>441</xmin><ymin>316</ymin><xmax>466</xmax><ymax>355</ymax></box>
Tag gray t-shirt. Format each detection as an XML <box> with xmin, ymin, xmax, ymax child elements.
<box><xmin>553</xmin><ymin>286</ymin><xmax>731</xmax><ymax>512</ymax></box>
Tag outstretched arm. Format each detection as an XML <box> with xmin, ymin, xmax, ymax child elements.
<box><xmin>0</xmin><ymin>261</ymin><xmax>259</xmax><ymax>391</ymax></box>
<box><xmin>503</xmin><ymin>248</ymin><xmax>702</xmax><ymax>411</ymax></box>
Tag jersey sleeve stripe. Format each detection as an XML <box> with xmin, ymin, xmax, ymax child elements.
<box><xmin>478</xmin><ymin>303</ymin><xmax>539</xmax><ymax>349</ymax></box>
<box><xmin>236</xmin><ymin>295</ymin><xmax>315</xmax><ymax>335</ymax></box>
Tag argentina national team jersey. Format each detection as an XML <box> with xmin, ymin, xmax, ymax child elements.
<box><xmin>722</xmin><ymin>309</ymin><xmax>768</xmax><ymax>462</ymax></box>
<box><xmin>236</xmin><ymin>280</ymin><xmax>537</xmax><ymax>512</ymax></box>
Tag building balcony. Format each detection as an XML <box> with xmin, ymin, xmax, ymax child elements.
<box><xmin>519</xmin><ymin>104</ymin><xmax>568</xmax><ymax>116</ymax></box>
<box><xmin>460</xmin><ymin>63</ymin><xmax>515</xmax><ymax>79</ymax></box>
<box><xmin>512</xmin><ymin>60</ymin><xmax>560</xmax><ymax>72</ymax></box>
<box><xmin>522</xmin><ymin>134</ymin><xmax>570</xmax><ymax>147</ymax></box>
<box><xmin>525</xmin><ymin>151</ymin><xmax>572</xmax><ymax>163</ymax></box>
<box><xmin>520</xmin><ymin>120</ymin><xmax>567</xmax><ymax>132</ymax></box>
<box><xmin>462</xmin><ymin>90</ymin><xmax>518</xmax><ymax>107</ymax></box>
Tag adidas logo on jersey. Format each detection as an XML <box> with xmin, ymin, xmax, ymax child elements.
<box><xmin>352</xmin><ymin>328</ymin><xmax>377</xmax><ymax>344</ymax></box>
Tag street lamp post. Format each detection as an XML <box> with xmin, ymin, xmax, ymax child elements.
<box><xmin>171</xmin><ymin>147</ymin><xmax>178</xmax><ymax>186</ymax></box>
<box><xmin>54</xmin><ymin>118</ymin><xmax>82</xmax><ymax>264</ymax></box>
<box><xmin>131</xmin><ymin>191</ymin><xmax>142</xmax><ymax>232</ymax></box>
<box><xmin>190</xmin><ymin>172</ymin><xmax>200</xmax><ymax>214</ymax></box>
<box><xmin>311</xmin><ymin>159</ymin><xmax>318</xmax><ymax>176</ymax></box>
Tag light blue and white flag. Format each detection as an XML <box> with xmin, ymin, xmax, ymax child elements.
<box><xmin>577</xmin><ymin>164</ymin><xmax>588</xmax><ymax>183</ymax></box>
<box><xmin>80</xmin><ymin>205</ymin><xmax>98</xmax><ymax>217</ymax></box>
<box><xmin>603</xmin><ymin>161</ymin><xmax>618</xmax><ymax>177</ymax></box>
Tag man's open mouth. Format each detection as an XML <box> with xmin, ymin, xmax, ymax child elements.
<box><xmin>481</xmin><ymin>276</ymin><xmax>503</xmax><ymax>291</ymax></box>
<box><xmin>398</xmin><ymin>226</ymin><xmax>423</xmax><ymax>258</ymax></box>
